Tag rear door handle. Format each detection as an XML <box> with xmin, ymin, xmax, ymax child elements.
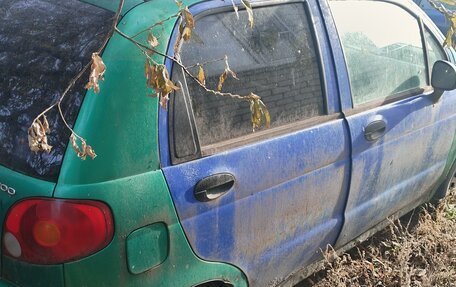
<box><xmin>364</xmin><ymin>120</ymin><xmax>387</xmax><ymax>141</ymax></box>
<box><xmin>194</xmin><ymin>173</ymin><xmax>235</xmax><ymax>202</ymax></box>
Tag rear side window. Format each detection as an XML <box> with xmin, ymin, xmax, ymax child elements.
<box><xmin>0</xmin><ymin>0</ymin><xmax>114</xmax><ymax>181</ymax></box>
<box><xmin>172</xmin><ymin>3</ymin><xmax>325</xmax><ymax>158</ymax></box>
<box><xmin>330</xmin><ymin>1</ymin><xmax>427</xmax><ymax>106</ymax></box>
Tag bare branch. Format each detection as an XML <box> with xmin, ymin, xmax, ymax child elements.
<box><xmin>131</xmin><ymin>12</ymin><xmax>181</xmax><ymax>39</ymax></box>
<box><xmin>186</xmin><ymin>57</ymin><xmax>225</xmax><ymax>69</ymax></box>
<box><xmin>115</xmin><ymin>27</ymin><xmax>250</xmax><ymax>101</ymax></box>
<box><xmin>30</xmin><ymin>0</ymin><xmax>126</xmax><ymax>156</ymax></box>
<box><xmin>29</xmin><ymin>0</ymin><xmax>269</xmax><ymax>157</ymax></box>
<box><xmin>97</xmin><ymin>0</ymin><xmax>125</xmax><ymax>53</ymax></box>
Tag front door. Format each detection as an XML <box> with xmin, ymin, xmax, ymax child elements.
<box><xmin>328</xmin><ymin>0</ymin><xmax>456</xmax><ymax>247</ymax></box>
<box><xmin>160</xmin><ymin>1</ymin><xmax>351</xmax><ymax>286</ymax></box>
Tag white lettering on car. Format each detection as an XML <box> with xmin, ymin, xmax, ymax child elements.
<box><xmin>0</xmin><ymin>182</ymin><xmax>16</xmax><ymax>196</ymax></box>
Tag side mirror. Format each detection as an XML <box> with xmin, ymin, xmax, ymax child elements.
<box><xmin>431</xmin><ymin>60</ymin><xmax>456</xmax><ymax>101</ymax></box>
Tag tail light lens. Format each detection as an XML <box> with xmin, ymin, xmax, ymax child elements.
<box><xmin>3</xmin><ymin>198</ymin><xmax>114</xmax><ymax>264</ymax></box>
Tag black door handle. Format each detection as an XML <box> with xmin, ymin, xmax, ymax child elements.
<box><xmin>364</xmin><ymin>120</ymin><xmax>387</xmax><ymax>141</ymax></box>
<box><xmin>194</xmin><ymin>173</ymin><xmax>235</xmax><ymax>202</ymax></box>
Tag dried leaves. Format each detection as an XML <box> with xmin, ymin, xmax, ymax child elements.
<box><xmin>179</xmin><ymin>7</ymin><xmax>195</xmax><ymax>42</ymax></box>
<box><xmin>29</xmin><ymin>51</ymin><xmax>102</xmax><ymax>159</ymax></box>
<box><xmin>444</xmin><ymin>24</ymin><xmax>456</xmax><ymax>48</ymax></box>
<box><xmin>229</xmin><ymin>0</ymin><xmax>254</xmax><ymax>27</ymax></box>
<box><xmin>28</xmin><ymin>116</ymin><xmax>52</xmax><ymax>153</ymax></box>
<box><xmin>192</xmin><ymin>57</ymin><xmax>270</xmax><ymax>131</ymax></box>
<box><xmin>242</xmin><ymin>0</ymin><xmax>254</xmax><ymax>28</ymax></box>
<box><xmin>198</xmin><ymin>65</ymin><xmax>206</xmax><ymax>85</ymax></box>
<box><xmin>443</xmin><ymin>14</ymin><xmax>456</xmax><ymax>48</ymax></box>
<box><xmin>145</xmin><ymin>61</ymin><xmax>180</xmax><ymax>108</ymax></box>
<box><xmin>231</xmin><ymin>0</ymin><xmax>240</xmax><ymax>18</ymax></box>
<box><xmin>174</xmin><ymin>6</ymin><xmax>196</xmax><ymax>57</ymax></box>
<box><xmin>182</xmin><ymin>7</ymin><xmax>195</xmax><ymax>30</ymax></box>
<box><xmin>439</xmin><ymin>0</ymin><xmax>456</xmax><ymax>5</ymax></box>
<box><xmin>247</xmin><ymin>93</ymin><xmax>270</xmax><ymax>131</ymax></box>
<box><xmin>70</xmin><ymin>134</ymin><xmax>96</xmax><ymax>160</ymax></box>
<box><xmin>85</xmin><ymin>53</ymin><xmax>106</xmax><ymax>93</ymax></box>
<box><xmin>147</xmin><ymin>33</ymin><xmax>159</xmax><ymax>48</ymax></box>
<box><xmin>29</xmin><ymin>2</ymin><xmax>268</xmax><ymax>161</ymax></box>
<box><xmin>217</xmin><ymin>55</ymin><xmax>239</xmax><ymax>91</ymax></box>
<box><xmin>143</xmin><ymin>8</ymin><xmax>187</xmax><ymax>109</ymax></box>
<box><xmin>428</xmin><ymin>0</ymin><xmax>456</xmax><ymax>48</ymax></box>
<box><xmin>28</xmin><ymin>115</ymin><xmax>97</xmax><ymax>160</ymax></box>
<box><xmin>29</xmin><ymin>53</ymin><xmax>101</xmax><ymax>158</ymax></box>
<box><xmin>310</xmin><ymin>198</ymin><xmax>456</xmax><ymax>287</ymax></box>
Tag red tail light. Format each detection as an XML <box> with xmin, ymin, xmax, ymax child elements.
<box><xmin>3</xmin><ymin>198</ymin><xmax>114</xmax><ymax>264</ymax></box>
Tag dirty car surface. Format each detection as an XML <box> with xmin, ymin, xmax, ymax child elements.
<box><xmin>0</xmin><ymin>0</ymin><xmax>455</xmax><ymax>287</ymax></box>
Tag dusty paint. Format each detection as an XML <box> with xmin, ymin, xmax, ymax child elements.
<box><xmin>0</xmin><ymin>0</ymin><xmax>454</xmax><ymax>286</ymax></box>
<box><xmin>0</xmin><ymin>0</ymin><xmax>248</xmax><ymax>286</ymax></box>
<box><xmin>161</xmin><ymin>2</ymin><xmax>351</xmax><ymax>286</ymax></box>
<box><xmin>332</xmin><ymin>0</ymin><xmax>456</xmax><ymax>247</ymax></box>
<box><xmin>163</xmin><ymin>1</ymin><xmax>456</xmax><ymax>286</ymax></box>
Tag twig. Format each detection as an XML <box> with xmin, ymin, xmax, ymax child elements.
<box><xmin>115</xmin><ymin>27</ymin><xmax>255</xmax><ymax>102</ymax></box>
<box><xmin>97</xmin><ymin>0</ymin><xmax>125</xmax><ymax>53</ymax></box>
<box><xmin>186</xmin><ymin>57</ymin><xmax>225</xmax><ymax>69</ymax></box>
<box><xmin>32</xmin><ymin>0</ymin><xmax>125</xmax><ymax>141</ymax></box>
<box><xmin>130</xmin><ymin>12</ymin><xmax>181</xmax><ymax>38</ymax></box>
<box><xmin>56</xmin><ymin>62</ymin><xmax>91</xmax><ymax>140</ymax></box>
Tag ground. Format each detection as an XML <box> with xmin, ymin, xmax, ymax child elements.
<box><xmin>296</xmin><ymin>191</ymin><xmax>456</xmax><ymax>287</ymax></box>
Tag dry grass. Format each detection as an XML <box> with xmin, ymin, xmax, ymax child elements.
<box><xmin>300</xmin><ymin>192</ymin><xmax>456</xmax><ymax>287</ymax></box>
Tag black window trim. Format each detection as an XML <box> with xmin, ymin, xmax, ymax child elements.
<box><xmin>169</xmin><ymin>68</ymin><xmax>202</xmax><ymax>164</ymax></box>
<box><xmin>419</xmin><ymin>18</ymin><xmax>432</xmax><ymax>85</ymax></box>
<box><xmin>168</xmin><ymin>0</ymin><xmax>331</xmax><ymax>165</ymax></box>
<box><xmin>421</xmin><ymin>22</ymin><xmax>449</xmax><ymax>78</ymax></box>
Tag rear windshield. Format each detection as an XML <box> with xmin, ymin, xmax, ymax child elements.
<box><xmin>0</xmin><ymin>0</ymin><xmax>114</xmax><ymax>181</ymax></box>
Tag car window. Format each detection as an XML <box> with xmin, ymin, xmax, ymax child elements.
<box><xmin>424</xmin><ymin>27</ymin><xmax>447</xmax><ymax>69</ymax></box>
<box><xmin>0</xmin><ymin>0</ymin><xmax>114</xmax><ymax>181</ymax></box>
<box><xmin>172</xmin><ymin>3</ymin><xmax>325</xmax><ymax>156</ymax></box>
<box><xmin>330</xmin><ymin>1</ymin><xmax>427</xmax><ymax>106</ymax></box>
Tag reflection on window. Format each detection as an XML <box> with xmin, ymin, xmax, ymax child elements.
<box><xmin>424</xmin><ymin>28</ymin><xmax>447</xmax><ymax>72</ymax></box>
<box><xmin>0</xmin><ymin>0</ymin><xmax>114</xmax><ymax>180</ymax></box>
<box><xmin>330</xmin><ymin>1</ymin><xmax>426</xmax><ymax>105</ymax></box>
<box><xmin>176</xmin><ymin>4</ymin><xmax>324</xmax><ymax>147</ymax></box>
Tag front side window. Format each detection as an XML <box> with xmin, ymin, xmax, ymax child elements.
<box><xmin>172</xmin><ymin>3</ymin><xmax>325</xmax><ymax>157</ymax></box>
<box><xmin>330</xmin><ymin>1</ymin><xmax>427</xmax><ymax>106</ymax></box>
<box><xmin>424</xmin><ymin>28</ymin><xmax>447</xmax><ymax>70</ymax></box>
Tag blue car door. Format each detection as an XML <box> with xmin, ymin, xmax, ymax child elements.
<box><xmin>160</xmin><ymin>1</ymin><xmax>351</xmax><ymax>286</ymax></box>
<box><xmin>327</xmin><ymin>0</ymin><xmax>456</xmax><ymax>247</ymax></box>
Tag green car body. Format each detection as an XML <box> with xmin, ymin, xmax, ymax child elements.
<box><xmin>1</xmin><ymin>0</ymin><xmax>456</xmax><ymax>286</ymax></box>
<box><xmin>0</xmin><ymin>1</ymin><xmax>248</xmax><ymax>286</ymax></box>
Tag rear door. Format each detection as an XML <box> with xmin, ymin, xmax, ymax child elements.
<box><xmin>328</xmin><ymin>0</ymin><xmax>456</xmax><ymax>247</ymax></box>
<box><xmin>160</xmin><ymin>1</ymin><xmax>350</xmax><ymax>286</ymax></box>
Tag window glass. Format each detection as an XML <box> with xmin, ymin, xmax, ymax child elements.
<box><xmin>176</xmin><ymin>3</ymin><xmax>325</xmax><ymax>148</ymax></box>
<box><xmin>171</xmin><ymin>70</ymin><xmax>199</xmax><ymax>160</ymax></box>
<box><xmin>0</xmin><ymin>0</ymin><xmax>114</xmax><ymax>181</ymax></box>
<box><xmin>424</xmin><ymin>28</ymin><xmax>447</xmax><ymax>70</ymax></box>
<box><xmin>330</xmin><ymin>1</ymin><xmax>427</xmax><ymax>106</ymax></box>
